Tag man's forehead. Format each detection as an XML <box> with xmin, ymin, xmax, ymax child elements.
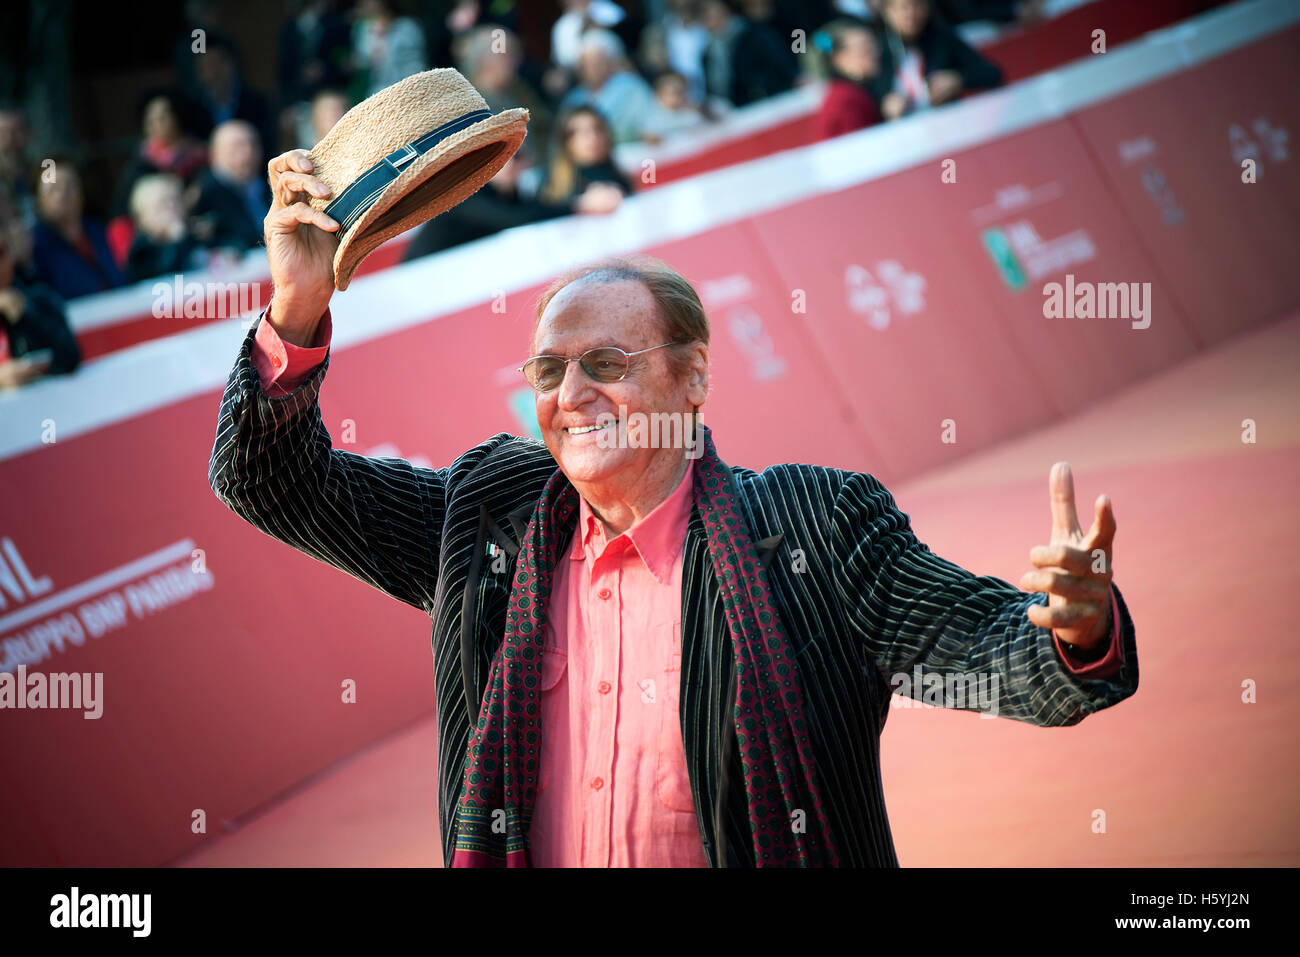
<box><xmin>533</xmin><ymin>279</ymin><xmax>658</xmax><ymax>350</ymax></box>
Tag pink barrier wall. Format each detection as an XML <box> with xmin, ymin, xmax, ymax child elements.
<box><xmin>1072</xmin><ymin>28</ymin><xmax>1300</xmax><ymax>345</ymax></box>
<box><xmin>2</xmin><ymin>19</ymin><xmax>1297</xmax><ymax>865</ymax></box>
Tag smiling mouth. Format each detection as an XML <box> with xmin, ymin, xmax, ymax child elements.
<box><xmin>565</xmin><ymin>421</ymin><xmax>616</xmax><ymax>435</ymax></box>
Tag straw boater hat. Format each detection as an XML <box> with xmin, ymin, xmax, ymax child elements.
<box><xmin>305</xmin><ymin>68</ymin><xmax>529</xmax><ymax>291</ymax></box>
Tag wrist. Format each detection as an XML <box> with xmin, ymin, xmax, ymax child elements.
<box><xmin>267</xmin><ymin>291</ymin><xmax>329</xmax><ymax>348</ymax></box>
<box><xmin>1057</xmin><ymin>606</ymin><xmax>1113</xmax><ymax>660</ymax></box>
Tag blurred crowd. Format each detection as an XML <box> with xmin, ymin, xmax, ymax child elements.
<box><xmin>0</xmin><ymin>0</ymin><xmax>1018</xmax><ymax>390</ymax></box>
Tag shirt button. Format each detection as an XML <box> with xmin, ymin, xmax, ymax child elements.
<box><xmin>271</xmin><ymin>354</ymin><xmax>282</xmax><ymax>368</ymax></box>
<box><xmin>597</xmin><ymin>680</ymin><xmax>611</xmax><ymax>695</ymax></box>
<box><xmin>592</xmin><ymin>777</ymin><xmax>604</xmax><ymax>791</ymax></box>
<box><xmin>598</xmin><ymin>587</ymin><xmax>612</xmax><ymax>600</ymax></box>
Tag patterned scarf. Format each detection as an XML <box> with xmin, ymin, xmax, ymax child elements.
<box><xmin>450</xmin><ymin>424</ymin><xmax>839</xmax><ymax>867</ymax></box>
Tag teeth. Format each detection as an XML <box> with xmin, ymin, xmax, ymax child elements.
<box><xmin>567</xmin><ymin>422</ymin><xmax>613</xmax><ymax>434</ymax></box>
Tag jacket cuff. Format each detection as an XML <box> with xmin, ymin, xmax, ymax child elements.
<box><xmin>251</xmin><ymin>294</ymin><xmax>332</xmax><ymax>397</ymax></box>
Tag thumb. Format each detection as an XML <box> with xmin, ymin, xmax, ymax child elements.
<box><xmin>1085</xmin><ymin>494</ymin><xmax>1117</xmax><ymax>550</ymax></box>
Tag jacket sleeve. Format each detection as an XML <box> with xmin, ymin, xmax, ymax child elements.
<box><xmin>207</xmin><ymin>318</ymin><xmax>499</xmax><ymax>614</ymax></box>
<box><xmin>831</xmin><ymin>470</ymin><xmax>1138</xmax><ymax>727</ymax></box>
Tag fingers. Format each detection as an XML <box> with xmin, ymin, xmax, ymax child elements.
<box><xmin>1026</xmin><ymin>600</ymin><xmax>1102</xmax><ymax>630</ymax></box>
<box><xmin>264</xmin><ymin>202</ymin><xmax>339</xmax><ymax>238</ymax></box>
<box><xmin>1085</xmin><ymin>494</ymin><xmax>1117</xmax><ymax>551</ymax></box>
<box><xmin>274</xmin><ymin>170</ymin><xmax>332</xmax><ymax>209</ymax></box>
<box><xmin>1019</xmin><ymin>568</ymin><xmax>1110</xmax><ymax>603</ymax></box>
<box><xmin>1049</xmin><ymin>461</ymin><xmax>1082</xmax><ymax>544</ymax></box>
<box><xmin>268</xmin><ymin>149</ymin><xmax>313</xmax><ymax>181</ymax></box>
<box><xmin>1028</xmin><ymin>542</ymin><xmax>1103</xmax><ymax>577</ymax></box>
<box><xmin>267</xmin><ymin>150</ymin><xmax>330</xmax><ymax>211</ymax></box>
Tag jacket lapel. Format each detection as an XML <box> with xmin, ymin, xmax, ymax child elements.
<box><xmin>506</xmin><ymin>501</ymin><xmax>533</xmax><ymax>551</ymax></box>
<box><xmin>756</xmin><ymin>533</ymin><xmax>784</xmax><ymax>569</ymax></box>
<box><xmin>458</xmin><ymin>500</ymin><xmax>535</xmax><ymax>719</ymax></box>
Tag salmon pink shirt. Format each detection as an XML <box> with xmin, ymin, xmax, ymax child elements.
<box><xmin>250</xmin><ymin>300</ymin><xmax>1124</xmax><ymax>866</ymax></box>
<box><xmin>528</xmin><ymin>452</ymin><xmax>708</xmax><ymax>866</ymax></box>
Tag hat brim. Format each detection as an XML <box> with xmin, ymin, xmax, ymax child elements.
<box><xmin>322</xmin><ymin>108</ymin><xmax>530</xmax><ymax>291</ymax></box>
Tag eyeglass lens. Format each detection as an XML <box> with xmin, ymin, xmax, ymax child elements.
<box><xmin>525</xmin><ymin>348</ymin><xmax>629</xmax><ymax>391</ymax></box>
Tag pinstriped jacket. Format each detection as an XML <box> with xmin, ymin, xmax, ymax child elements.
<box><xmin>209</xmin><ymin>323</ymin><xmax>1139</xmax><ymax>867</ymax></box>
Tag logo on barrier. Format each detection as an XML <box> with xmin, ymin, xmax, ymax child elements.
<box><xmin>0</xmin><ymin>537</ymin><xmax>214</xmax><ymax>673</ymax></box>
<box><xmin>725</xmin><ymin>304</ymin><xmax>787</xmax><ymax>381</ymax></box>
<box><xmin>844</xmin><ymin>261</ymin><xmax>926</xmax><ymax>331</ymax></box>
<box><xmin>1229</xmin><ymin>118</ymin><xmax>1288</xmax><ymax>180</ymax></box>
<box><xmin>507</xmin><ymin>386</ymin><xmax>543</xmax><ymax>439</ymax></box>
<box><xmin>981</xmin><ymin>228</ymin><xmax>1027</xmax><ymax>291</ymax></box>
<box><xmin>981</xmin><ymin>220</ymin><xmax>1095</xmax><ymax>289</ymax></box>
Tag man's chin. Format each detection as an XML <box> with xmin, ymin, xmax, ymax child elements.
<box><xmin>554</xmin><ymin>441</ymin><xmax>630</xmax><ymax>486</ymax></box>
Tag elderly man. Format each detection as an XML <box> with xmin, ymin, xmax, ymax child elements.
<box><xmin>192</xmin><ymin>120</ymin><xmax>271</xmax><ymax>252</ymax></box>
<box><xmin>209</xmin><ymin>148</ymin><xmax>1138</xmax><ymax>867</ymax></box>
<box><xmin>556</xmin><ymin>29</ymin><xmax>657</xmax><ymax>145</ymax></box>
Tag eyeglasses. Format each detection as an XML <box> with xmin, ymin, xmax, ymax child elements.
<box><xmin>519</xmin><ymin>342</ymin><xmax>679</xmax><ymax>392</ymax></box>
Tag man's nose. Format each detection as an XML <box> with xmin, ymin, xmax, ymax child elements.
<box><xmin>555</xmin><ymin>359</ymin><xmax>595</xmax><ymax>410</ymax></box>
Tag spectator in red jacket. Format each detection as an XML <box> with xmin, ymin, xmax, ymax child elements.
<box><xmin>815</xmin><ymin>20</ymin><xmax>883</xmax><ymax>140</ymax></box>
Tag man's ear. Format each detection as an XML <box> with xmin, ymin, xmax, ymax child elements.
<box><xmin>685</xmin><ymin>343</ymin><xmax>709</xmax><ymax>409</ymax></box>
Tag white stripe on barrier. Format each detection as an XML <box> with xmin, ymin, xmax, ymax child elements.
<box><xmin>65</xmin><ymin>248</ymin><xmax>273</xmax><ymax>333</ymax></box>
<box><xmin>0</xmin><ymin>0</ymin><xmax>1295</xmax><ymax>463</ymax></box>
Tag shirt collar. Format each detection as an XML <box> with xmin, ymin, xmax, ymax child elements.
<box><xmin>571</xmin><ymin>458</ymin><xmax>695</xmax><ymax>584</ymax></box>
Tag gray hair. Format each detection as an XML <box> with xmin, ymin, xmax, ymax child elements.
<box><xmin>577</xmin><ymin>28</ymin><xmax>626</xmax><ymax>62</ymax></box>
<box><xmin>533</xmin><ymin>254</ymin><xmax>710</xmax><ymax>383</ymax></box>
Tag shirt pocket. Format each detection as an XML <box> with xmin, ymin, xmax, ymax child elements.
<box><xmin>538</xmin><ymin>646</ymin><xmax>567</xmax><ymax>794</ymax></box>
<box><xmin>540</xmin><ymin>646</ymin><xmax>567</xmax><ymax>692</ymax></box>
<box><xmin>654</xmin><ymin>628</ymin><xmax>697</xmax><ymax>813</ymax></box>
